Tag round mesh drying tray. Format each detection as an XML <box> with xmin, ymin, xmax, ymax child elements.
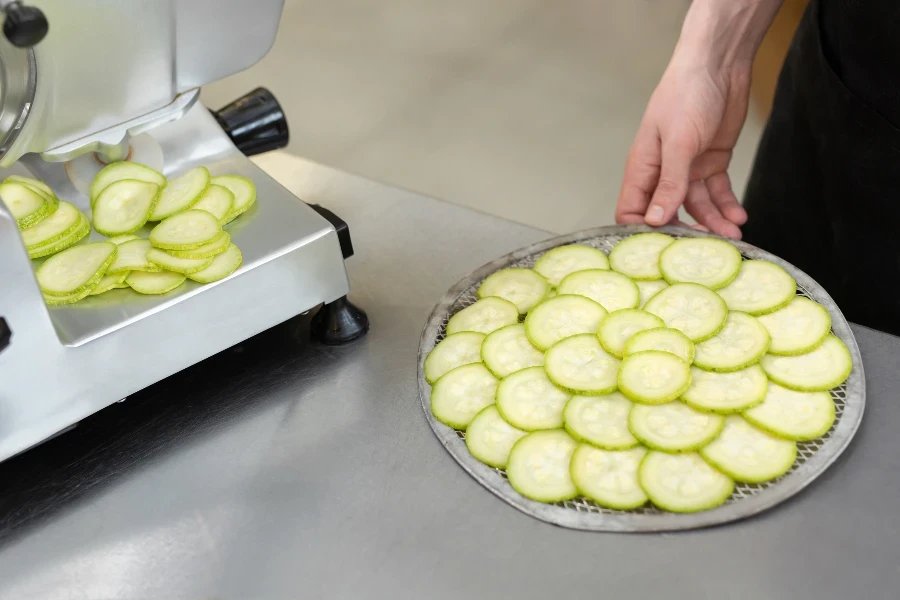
<box><xmin>417</xmin><ymin>224</ymin><xmax>866</xmax><ymax>532</ymax></box>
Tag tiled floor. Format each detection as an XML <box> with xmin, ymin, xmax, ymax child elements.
<box><xmin>203</xmin><ymin>0</ymin><xmax>765</xmax><ymax>234</ymax></box>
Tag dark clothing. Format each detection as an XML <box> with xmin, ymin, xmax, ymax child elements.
<box><xmin>742</xmin><ymin>0</ymin><xmax>900</xmax><ymax>336</ymax></box>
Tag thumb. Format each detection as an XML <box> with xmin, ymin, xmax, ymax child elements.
<box><xmin>645</xmin><ymin>134</ymin><xmax>696</xmax><ymax>226</ymax></box>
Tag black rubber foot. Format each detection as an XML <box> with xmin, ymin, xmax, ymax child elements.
<box><xmin>310</xmin><ymin>296</ymin><xmax>369</xmax><ymax>345</ymax></box>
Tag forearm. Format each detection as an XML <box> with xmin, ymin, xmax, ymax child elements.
<box><xmin>674</xmin><ymin>0</ymin><xmax>785</xmax><ymax>70</ymax></box>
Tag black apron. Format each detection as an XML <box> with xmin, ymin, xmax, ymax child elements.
<box><xmin>742</xmin><ymin>0</ymin><xmax>900</xmax><ymax>336</ymax></box>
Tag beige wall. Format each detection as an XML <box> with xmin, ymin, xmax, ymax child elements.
<box><xmin>751</xmin><ymin>0</ymin><xmax>808</xmax><ymax>118</ymax></box>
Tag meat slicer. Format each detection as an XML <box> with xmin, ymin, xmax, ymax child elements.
<box><xmin>0</xmin><ymin>0</ymin><xmax>368</xmax><ymax>463</ymax></box>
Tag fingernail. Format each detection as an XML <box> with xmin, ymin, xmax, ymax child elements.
<box><xmin>647</xmin><ymin>205</ymin><xmax>664</xmax><ymax>224</ymax></box>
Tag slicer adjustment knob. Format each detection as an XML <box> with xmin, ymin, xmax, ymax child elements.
<box><xmin>0</xmin><ymin>316</ymin><xmax>10</xmax><ymax>354</ymax></box>
<box><xmin>3</xmin><ymin>2</ymin><xmax>48</xmax><ymax>48</ymax></box>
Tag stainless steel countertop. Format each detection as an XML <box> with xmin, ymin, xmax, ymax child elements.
<box><xmin>1</xmin><ymin>156</ymin><xmax>898</xmax><ymax>600</ymax></box>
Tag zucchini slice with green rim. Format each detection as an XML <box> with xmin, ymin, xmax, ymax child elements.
<box><xmin>89</xmin><ymin>271</ymin><xmax>130</xmax><ymax>296</ymax></box>
<box><xmin>617</xmin><ymin>350</ymin><xmax>691</xmax><ymax>405</ymax></box>
<box><xmin>1</xmin><ymin>181</ymin><xmax>52</xmax><ymax>229</ymax></box>
<box><xmin>106</xmin><ymin>239</ymin><xmax>161</xmax><ymax>274</ymax></box>
<box><xmin>597</xmin><ymin>308</ymin><xmax>665</xmax><ymax>358</ymax></box>
<box><xmin>507</xmin><ymin>429</ymin><xmax>579</xmax><ymax>502</ymax></box>
<box><xmin>106</xmin><ymin>233</ymin><xmax>141</xmax><ymax>245</ymax></box>
<box><xmin>643</xmin><ymin>282</ymin><xmax>727</xmax><ymax>342</ymax></box>
<box><xmin>623</xmin><ymin>327</ymin><xmax>694</xmax><ymax>364</ymax></box>
<box><xmin>638</xmin><ymin>451</ymin><xmax>734</xmax><ymax>513</ymax></box>
<box><xmin>166</xmin><ymin>231</ymin><xmax>230</xmax><ymax>259</ymax></box>
<box><xmin>446</xmin><ymin>296</ymin><xmax>518</xmax><ymax>336</ymax></box>
<box><xmin>557</xmin><ymin>269</ymin><xmax>640</xmax><ymax>312</ymax></box>
<box><xmin>149</xmin><ymin>209</ymin><xmax>222</xmax><ymax>250</ymax></box>
<box><xmin>524</xmin><ymin>294</ymin><xmax>607</xmax><ymax>351</ymax></box>
<box><xmin>608</xmin><ymin>232</ymin><xmax>674</xmax><ymax>280</ymax></box>
<box><xmin>27</xmin><ymin>213</ymin><xmax>90</xmax><ymax>259</ymax></box>
<box><xmin>6</xmin><ymin>174</ymin><xmax>54</xmax><ymax>198</ymax></box>
<box><xmin>465</xmin><ymin>405</ymin><xmax>528</xmax><ymax>469</ymax></box>
<box><xmin>628</xmin><ymin>401</ymin><xmax>724</xmax><ymax>452</ymax></box>
<box><xmin>760</xmin><ymin>335</ymin><xmax>852</xmax><ymax>392</ymax></box>
<box><xmin>35</xmin><ymin>242</ymin><xmax>117</xmax><ymax>295</ymax></box>
<box><xmin>570</xmin><ymin>444</ymin><xmax>648</xmax><ymax>510</ymax></box>
<box><xmin>425</xmin><ymin>331</ymin><xmax>486</xmax><ymax>384</ymax></box>
<box><xmin>533</xmin><ymin>244</ymin><xmax>609</xmax><ymax>287</ymax></box>
<box><xmin>495</xmin><ymin>366</ymin><xmax>571</xmax><ymax>431</ymax></box>
<box><xmin>43</xmin><ymin>287</ymin><xmax>96</xmax><ymax>306</ymax></box>
<box><xmin>716</xmin><ymin>260</ymin><xmax>796</xmax><ymax>315</ymax></box>
<box><xmin>544</xmin><ymin>333</ymin><xmax>620</xmax><ymax>395</ymax></box>
<box><xmin>659</xmin><ymin>237</ymin><xmax>742</xmax><ymax>289</ymax></box>
<box><xmin>636</xmin><ymin>279</ymin><xmax>668</xmax><ymax>309</ymax></box>
<box><xmin>681</xmin><ymin>365</ymin><xmax>768</xmax><ymax>414</ymax></box>
<box><xmin>90</xmin><ymin>161</ymin><xmax>166</xmax><ymax>207</ymax></box>
<box><xmin>147</xmin><ymin>166</ymin><xmax>208</xmax><ymax>221</ymax></box>
<box><xmin>477</xmin><ymin>267</ymin><xmax>550</xmax><ymax>314</ymax></box>
<box><xmin>212</xmin><ymin>174</ymin><xmax>257</xmax><ymax>223</ymax></box>
<box><xmin>742</xmin><ymin>382</ymin><xmax>835</xmax><ymax>441</ymax></box>
<box><xmin>146</xmin><ymin>247</ymin><xmax>214</xmax><ymax>275</ymax></box>
<box><xmin>92</xmin><ymin>179</ymin><xmax>160</xmax><ymax>236</ymax></box>
<box><xmin>187</xmin><ymin>244</ymin><xmax>242</xmax><ymax>283</ymax></box>
<box><xmin>480</xmin><ymin>323</ymin><xmax>543</xmax><ymax>379</ymax></box>
<box><xmin>700</xmin><ymin>415</ymin><xmax>797</xmax><ymax>483</ymax></box>
<box><xmin>126</xmin><ymin>270</ymin><xmax>187</xmax><ymax>295</ymax></box>
<box><xmin>757</xmin><ymin>296</ymin><xmax>832</xmax><ymax>356</ymax></box>
<box><xmin>21</xmin><ymin>201</ymin><xmax>81</xmax><ymax>248</ymax></box>
<box><xmin>692</xmin><ymin>311</ymin><xmax>770</xmax><ymax>372</ymax></box>
<box><xmin>563</xmin><ymin>392</ymin><xmax>639</xmax><ymax>450</ymax></box>
<box><xmin>191</xmin><ymin>183</ymin><xmax>234</xmax><ymax>224</ymax></box>
<box><xmin>430</xmin><ymin>363</ymin><xmax>498</xmax><ymax>430</ymax></box>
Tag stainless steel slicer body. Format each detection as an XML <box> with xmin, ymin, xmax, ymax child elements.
<box><xmin>0</xmin><ymin>0</ymin><xmax>353</xmax><ymax>462</ymax></box>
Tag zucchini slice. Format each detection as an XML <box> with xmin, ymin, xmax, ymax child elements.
<box><xmin>760</xmin><ymin>335</ymin><xmax>852</xmax><ymax>392</ymax></box>
<box><xmin>1</xmin><ymin>181</ymin><xmax>54</xmax><ymax>229</ymax></box>
<box><xmin>623</xmin><ymin>327</ymin><xmax>695</xmax><ymax>364</ymax></box>
<box><xmin>628</xmin><ymin>401</ymin><xmax>724</xmax><ymax>452</ymax></box>
<box><xmin>659</xmin><ymin>238</ymin><xmax>742</xmax><ymax>289</ymax></box>
<box><xmin>557</xmin><ymin>269</ymin><xmax>640</xmax><ymax>312</ymax></box>
<box><xmin>608</xmin><ymin>232</ymin><xmax>674</xmax><ymax>280</ymax></box>
<box><xmin>743</xmin><ymin>382</ymin><xmax>835</xmax><ymax>441</ymax></box>
<box><xmin>149</xmin><ymin>209</ymin><xmax>222</xmax><ymax>250</ymax></box>
<box><xmin>638</xmin><ymin>451</ymin><xmax>734</xmax><ymax>513</ymax></box>
<box><xmin>533</xmin><ymin>244</ymin><xmax>609</xmax><ymax>287</ymax></box>
<box><xmin>106</xmin><ymin>239</ymin><xmax>160</xmax><ymax>274</ymax></box>
<box><xmin>524</xmin><ymin>294</ymin><xmax>608</xmax><ymax>351</ymax></box>
<box><xmin>6</xmin><ymin>174</ymin><xmax>54</xmax><ymax>198</ymax></box>
<box><xmin>43</xmin><ymin>287</ymin><xmax>96</xmax><ymax>306</ymax></box>
<box><xmin>617</xmin><ymin>350</ymin><xmax>691</xmax><ymax>405</ymax></box>
<box><xmin>89</xmin><ymin>271</ymin><xmax>130</xmax><ymax>296</ymax></box>
<box><xmin>21</xmin><ymin>201</ymin><xmax>81</xmax><ymax>248</ymax></box>
<box><xmin>563</xmin><ymin>392</ymin><xmax>638</xmax><ymax>450</ymax></box>
<box><xmin>692</xmin><ymin>311</ymin><xmax>770</xmax><ymax>372</ymax></box>
<box><xmin>716</xmin><ymin>260</ymin><xmax>796</xmax><ymax>315</ymax></box>
<box><xmin>544</xmin><ymin>334</ymin><xmax>620</xmax><ymax>395</ymax></box>
<box><xmin>643</xmin><ymin>282</ymin><xmax>728</xmax><ymax>342</ymax></box>
<box><xmin>477</xmin><ymin>268</ymin><xmax>550</xmax><ymax>314</ymax></box>
<box><xmin>700</xmin><ymin>415</ymin><xmax>797</xmax><ymax>483</ymax></box>
<box><xmin>212</xmin><ymin>174</ymin><xmax>257</xmax><ymax>223</ymax></box>
<box><xmin>570</xmin><ymin>445</ymin><xmax>648</xmax><ymax>510</ymax></box>
<box><xmin>636</xmin><ymin>279</ymin><xmax>668</xmax><ymax>309</ymax></box>
<box><xmin>496</xmin><ymin>366</ymin><xmax>571</xmax><ymax>431</ymax></box>
<box><xmin>191</xmin><ymin>183</ymin><xmax>234</xmax><ymax>224</ymax></box>
<box><xmin>425</xmin><ymin>331</ymin><xmax>486</xmax><ymax>384</ymax></box>
<box><xmin>430</xmin><ymin>363</ymin><xmax>499</xmax><ymax>430</ymax></box>
<box><xmin>27</xmin><ymin>213</ymin><xmax>90</xmax><ymax>259</ymax></box>
<box><xmin>757</xmin><ymin>297</ymin><xmax>832</xmax><ymax>356</ymax></box>
<box><xmin>126</xmin><ymin>270</ymin><xmax>188</xmax><ymax>295</ymax></box>
<box><xmin>147</xmin><ymin>166</ymin><xmax>209</xmax><ymax>221</ymax></box>
<box><xmin>146</xmin><ymin>247</ymin><xmax>214</xmax><ymax>275</ymax></box>
<box><xmin>90</xmin><ymin>161</ymin><xmax>166</xmax><ymax>207</ymax></box>
<box><xmin>35</xmin><ymin>242</ymin><xmax>117</xmax><ymax>295</ymax></box>
<box><xmin>166</xmin><ymin>231</ymin><xmax>231</xmax><ymax>259</ymax></box>
<box><xmin>446</xmin><ymin>296</ymin><xmax>519</xmax><ymax>336</ymax></box>
<box><xmin>465</xmin><ymin>405</ymin><xmax>528</xmax><ymax>469</ymax></box>
<box><xmin>597</xmin><ymin>308</ymin><xmax>665</xmax><ymax>358</ymax></box>
<box><xmin>480</xmin><ymin>323</ymin><xmax>543</xmax><ymax>379</ymax></box>
<box><xmin>507</xmin><ymin>429</ymin><xmax>579</xmax><ymax>502</ymax></box>
<box><xmin>681</xmin><ymin>365</ymin><xmax>768</xmax><ymax>414</ymax></box>
<box><xmin>187</xmin><ymin>244</ymin><xmax>242</xmax><ymax>283</ymax></box>
<box><xmin>106</xmin><ymin>233</ymin><xmax>141</xmax><ymax>245</ymax></box>
<box><xmin>91</xmin><ymin>179</ymin><xmax>160</xmax><ymax>236</ymax></box>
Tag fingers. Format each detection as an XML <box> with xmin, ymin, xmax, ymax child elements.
<box><xmin>706</xmin><ymin>172</ymin><xmax>747</xmax><ymax>225</ymax></box>
<box><xmin>684</xmin><ymin>180</ymin><xmax>742</xmax><ymax>239</ymax></box>
<box><xmin>616</xmin><ymin>126</ymin><xmax>661</xmax><ymax>224</ymax></box>
<box><xmin>646</xmin><ymin>134</ymin><xmax>697</xmax><ymax>226</ymax></box>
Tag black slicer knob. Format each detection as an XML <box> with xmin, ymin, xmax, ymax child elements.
<box><xmin>0</xmin><ymin>316</ymin><xmax>11</xmax><ymax>355</ymax></box>
<box><xmin>3</xmin><ymin>2</ymin><xmax>48</xmax><ymax>48</ymax></box>
<box><xmin>212</xmin><ymin>88</ymin><xmax>289</xmax><ymax>157</ymax></box>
